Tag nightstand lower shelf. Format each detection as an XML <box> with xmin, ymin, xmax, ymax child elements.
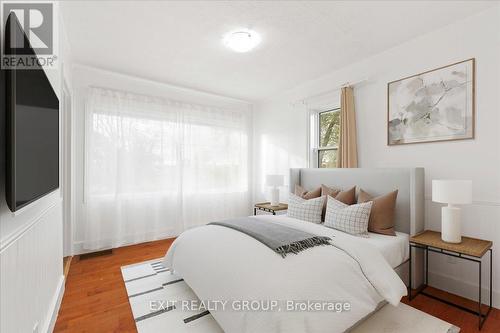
<box><xmin>409</xmin><ymin>243</ymin><xmax>493</xmax><ymax>330</ymax></box>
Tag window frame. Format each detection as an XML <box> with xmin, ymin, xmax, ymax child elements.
<box><xmin>309</xmin><ymin>107</ymin><xmax>341</xmax><ymax>168</ymax></box>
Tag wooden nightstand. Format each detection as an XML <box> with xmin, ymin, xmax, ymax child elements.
<box><xmin>253</xmin><ymin>202</ymin><xmax>288</xmax><ymax>215</ymax></box>
<box><xmin>409</xmin><ymin>230</ymin><xmax>493</xmax><ymax>329</ymax></box>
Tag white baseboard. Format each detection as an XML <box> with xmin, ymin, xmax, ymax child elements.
<box><xmin>428</xmin><ymin>270</ymin><xmax>499</xmax><ymax>309</ymax></box>
<box><xmin>72</xmin><ymin>232</ymin><xmax>177</xmax><ymax>255</ymax></box>
<box><xmin>44</xmin><ymin>275</ymin><xmax>65</xmax><ymax>333</ymax></box>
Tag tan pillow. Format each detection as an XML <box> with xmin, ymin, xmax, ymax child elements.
<box><xmin>320</xmin><ymin>184</ymin><xmax>340</xmax><ymax>199</ymax></box>
<box><xmin>358</xmin><ymin>189</ymin><xmax>398</xmax><ymax>236</ymax></box>
<box><xmin>294</xmin><ymin>185</ymin><xmax>321</xmax><ymax>199</ymax></box>
<box><xmin>321</xmin><ymin>185</ymin><xmax>356</xmax><ymax>205</ymax></box>
<box><xmin>320</xmin><ymin>184</ymin><xmax>356</xmax><ymax>221</ymax></box>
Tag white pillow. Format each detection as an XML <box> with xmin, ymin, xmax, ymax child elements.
<box><xmin>324</xmin><ymin>196</ymin><xmax>372</xmax><ymax>236</ymax></box>
<box><xmin>287</xmin><ymin>193</ymin><xmax>325</xmax><ymax>224</ymax></box>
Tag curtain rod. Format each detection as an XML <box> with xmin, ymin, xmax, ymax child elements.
<box><xmin>86</xmin><ymin>85</ymin><xmax>250</xmax><ymax>114</ymax></box>
<box><xmin>74</xmin><ymin>64</ymin><xmax>252</xmax><ymax>105</ymax></box>
<box><xmin>295</xmin><ymin>78</ymin><xmax>368</xmax><ymax>106</ymax></box>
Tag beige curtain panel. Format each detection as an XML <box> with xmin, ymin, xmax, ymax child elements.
<box><xmin>337</xmin><ymin>86</ymin><xmax>358</xmax><ymax>168</ymax></box>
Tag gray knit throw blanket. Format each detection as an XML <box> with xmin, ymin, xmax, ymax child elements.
<box><xmin>209</xmin><ymin>217</ymin><xmax>331</xmax><ymax>258</ymax></box>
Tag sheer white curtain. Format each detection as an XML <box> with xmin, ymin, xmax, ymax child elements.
<box><xmin>83</xmin><ymin>88</ymin><xmax>250</xmax><ymax>250</ymax></box>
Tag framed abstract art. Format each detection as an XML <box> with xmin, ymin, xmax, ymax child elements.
<box><xmin>387</xmin><ymin>58</ymin><xmax>475</xmax><ymax>145</ymax></box>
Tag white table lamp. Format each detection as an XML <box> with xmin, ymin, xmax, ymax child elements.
<box><xmin>266</xmin><ymin>175</ymin><xmax>284</xmax><ymax>206</ymax></box>
<box><xmin>432</xmin><ymin>180</ymin><xmax>472</xmax><ymax>243</ymax></box>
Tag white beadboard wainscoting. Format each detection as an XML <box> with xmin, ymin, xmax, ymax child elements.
<box><xmin>0</xmin><ymin>200</ymin><xmax>64</xmax><ymax>333</ymax></box>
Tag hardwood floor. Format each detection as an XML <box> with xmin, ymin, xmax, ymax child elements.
<box><xmin>54</xmin><ymin>239</ymin><xmax>499</xmax><ymax>333</ymax></box>
<box><xmin>401</xmin><ymin>288</ymin><xmax>500</xmax><ymax>333</ymax></box>
<box><xmin>54</xmin><ymin>239</ymin><xmax>174</xmax><ymax>333</ymax></box>
<box><xmin>62</xmin><ymin>256</ymin><xmax>73</xmax><ymax>278</ymax></box>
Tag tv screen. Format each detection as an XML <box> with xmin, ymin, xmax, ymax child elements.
<box><xmin>5</xmin><ymin>13</ymin><xmax>59</xmax><ymax>212</ymax></box>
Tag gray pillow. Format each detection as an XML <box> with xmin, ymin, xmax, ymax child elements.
<box><xmin>287</xmin><ymin>193</ymin><xmax>325</xmax><ymax>224</ymax></box>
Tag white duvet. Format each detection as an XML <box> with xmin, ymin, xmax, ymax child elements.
<box><xmin>163</xmin><ymin>215</ymin><xmax>407</xmax><ymax>333</ymax></box>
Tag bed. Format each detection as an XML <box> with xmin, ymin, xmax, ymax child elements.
<box><xmin>163</xmin><ymin>168</ymin><xmax>425</xmax><ymax>333</ymax></box>
<box><xmin>316</xmin><ymin>221</ymin><xmax>410</xmax><ymax>269</ymax></box>
<box><xmin>290</xmin><ymin>167</ymin><xmax>425</xmax><ymax>284</ymax></box>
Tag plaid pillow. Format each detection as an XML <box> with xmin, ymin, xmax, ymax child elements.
<box><xmin>287</xmin><ymin>193</ymin><xmax>325</xmax><ymax>224</ymax></box>
<box><xmin>324</xmin><ymin>196</ymin><xmax>372</xmax><ymax>236</ymax></box>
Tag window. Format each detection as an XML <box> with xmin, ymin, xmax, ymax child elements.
<box><xmin>81</xmin><ymin>87</ymin><xmax>251</xmax><ymax>250</ymax></box>
<box><xmin>310</xmin><ymin>108</ymin><xmax>340</xmax><ymax>168</ymax></box>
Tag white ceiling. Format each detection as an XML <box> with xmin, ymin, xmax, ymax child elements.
<box><xmin>61</xmin><ymin>1</ymin><xmax>495</xmax><ymax>101</ymax></box>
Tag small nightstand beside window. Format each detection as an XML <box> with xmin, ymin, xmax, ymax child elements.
<box><xmin>254</xmin><ymin>202</ymin><xmax>288</xmax><ymax>216</ymax></box>
<box><xmin>409</xmin><ymin>230</ymin><xmax>493</xmax><ymax>330</ymax></box>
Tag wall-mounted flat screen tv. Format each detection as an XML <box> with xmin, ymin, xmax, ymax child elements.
<box><xmin>5</xmin><ymin>13</ymin><xmax>59</xmax><ymax>212</ymax></box>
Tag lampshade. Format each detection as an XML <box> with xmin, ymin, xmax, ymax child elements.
<box><xmin>266</xmin><ymin>174</ymin><xmax>284</xmax><ymax>187</ymax></box>
<box><xmin>432</xmin><ymin>180</ymin><xmax>472</xmax><ymax>204</ymax></box>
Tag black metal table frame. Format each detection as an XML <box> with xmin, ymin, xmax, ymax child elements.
<box><xmin>254</xmin><ymin>207</ymin><xmax>278</xmax><ymax>215</ymax></box>
<box><xmin>409</xmin><ymin>243</ymin><xmax>493</xmax><ymax>330</ymax></box>
<box><xmin>253</xmin><ymin>206</ymin><xmax>287</xmax><ymax>215</ymax></box>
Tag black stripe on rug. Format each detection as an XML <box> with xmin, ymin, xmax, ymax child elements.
<box><xmin>124</xmin><ymin>273</ymin><xmax>157</xmax><ymax>283</ymax></box>
<box><xmin>183</xmin><ymin>310</ymin><xmax>210</xmax><ymax>324</ymax></box>
<box><xmin>154</xmin><ymin>268</ymin><xmax>170</xmax><ymax>273</ymax></box>
<box><xmin>129</xmin><ymin>286</ymin><xmax>164</xmax><ymax>298</ymax></box>
<box><xmin>162</xmin><ymin>278</ymin><xmax>184</xmax><ymax>286</ymax></box>
<box><xmin>135</xmin><ymin>305</ymin><xmax>176</xmax><ymax>322</ymax></box>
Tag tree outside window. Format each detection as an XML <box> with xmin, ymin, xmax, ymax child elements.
<box><xmin>318</xmin><ymin>109</ymin><xmax>340</xmax><ymax>168</ymax></box>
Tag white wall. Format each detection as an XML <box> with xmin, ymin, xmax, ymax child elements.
<box><xmin>70</xmin><ymin>65</ymin><xmax>252</xmax><ymax>255</ymax></box>
<box><xmin>0</xmin><ymin>2</ymin><xmax>73</xmax><ymax>332</ymax></box>
<box><xmin>253</xmin><ymin>6</ymin><xmax>500</xmax><ymax>307</ymax></box>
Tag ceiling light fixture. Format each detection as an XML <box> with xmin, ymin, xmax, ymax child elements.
<box><xmin>223</xmin><ymin>29</ymin><xmax>261</xmax><ymax>53</ymax></box>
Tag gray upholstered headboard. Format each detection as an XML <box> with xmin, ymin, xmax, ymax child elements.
<box><xmin>289</xmin><ymin>168</ymin><xmax>425</xmax><ymax>235</ymax></box>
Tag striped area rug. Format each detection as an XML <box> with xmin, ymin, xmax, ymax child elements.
<box><xmin>121</xmin><ymin>259</ymin><xmax>223</xmax><ymax>333</ymax></box>
<box><xmin>122</xmin><ymin>259</ymin><xmax>459</xmax><ymax>333</ymax></box>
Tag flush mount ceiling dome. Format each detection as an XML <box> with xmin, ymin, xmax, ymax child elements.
<box><xmin>223</xmin><ymin>29</ymin><xmax>261</xmax><ymax>53</ymax></box>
